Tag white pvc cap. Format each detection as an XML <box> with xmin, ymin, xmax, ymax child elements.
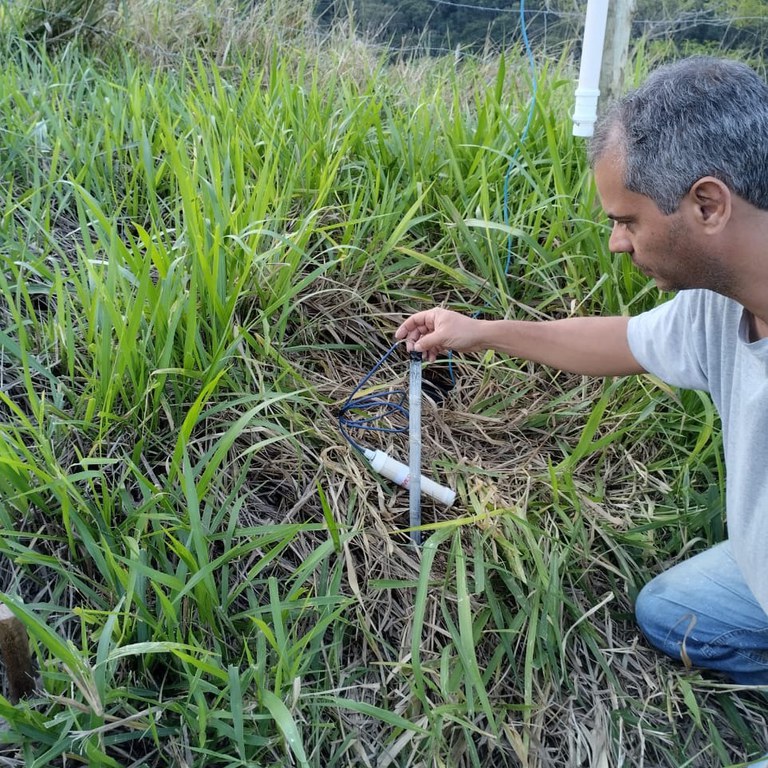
<box><xmin>365</xmin><ymin>449</ymin><xmax>456</xmax><ymax>507</ymax></box>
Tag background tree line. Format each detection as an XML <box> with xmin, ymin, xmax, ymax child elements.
<box><xmin>315</xmin><ymin>0</ymin><xmax>768</xmax><ymax>60</ymax></box>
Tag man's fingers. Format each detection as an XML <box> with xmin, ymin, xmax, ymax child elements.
<box><xmin>396</xmin><ymin>309</ymin><xmax>449</xmax><ymax>359</ymax></box>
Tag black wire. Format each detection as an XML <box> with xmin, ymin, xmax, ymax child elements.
<box><xmin>338</xmin><ymin>342</ymin><xmax>410</xmax><ymax>453</ymax></box>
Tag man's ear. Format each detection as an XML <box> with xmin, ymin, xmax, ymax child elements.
<box><xmin>687</xmin><ymin>176</ymin><xmax>731</xmax><ymax>232</ymax></box>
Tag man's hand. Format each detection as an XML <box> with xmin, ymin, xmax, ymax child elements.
<box><xmin>395</xmin><ymin>308</ymin><xmax>486</xmax><ymax>362</ymax></box>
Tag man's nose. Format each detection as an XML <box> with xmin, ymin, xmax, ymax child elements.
<box><xmin>608</xmin><ymin>223</ymin><xmax>633</xmax><ymax>254</ymax></box>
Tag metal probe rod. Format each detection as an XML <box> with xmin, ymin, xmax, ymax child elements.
<box><xmin>408</xmin><ymin>352</ymin><xmax>422</xmax><ymax>545</ymax></box>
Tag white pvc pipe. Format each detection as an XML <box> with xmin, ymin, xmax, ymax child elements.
<box><xmin>573</xmin><ymin>0</ymin><xmax>610</xmax><ymax>137</ymax></box>
<box><xmin>364</xmin><ymin>450</ymin><xmax>456</xmax><ymax>508</ymax></box>
<box><xmin>408</xmin><ymin>353</ymin><xmax>422</xmax><ymax>545</ymax></box>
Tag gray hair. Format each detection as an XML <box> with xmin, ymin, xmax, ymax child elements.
<box><xmin>588</xmin><ymin>57</ymin><xmax>768</xmax><ymax>214</ymax></box>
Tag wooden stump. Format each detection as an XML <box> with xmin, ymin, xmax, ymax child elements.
<box><xmin>0</xmin><ymin>605</ymin><xmax>35</xmax><ymax>703</ymax></box>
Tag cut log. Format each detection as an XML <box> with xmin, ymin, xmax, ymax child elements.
<box><xmin>0</xmin><ymin>605</ymin><xmax>35</xmax><ymax>703</ymax></box>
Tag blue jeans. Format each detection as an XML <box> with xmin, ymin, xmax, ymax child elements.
<box><xmin>635</xmin><ymin>540</ymin><xmax>768</xmax><ymax>685</ymax></box>
<box><xmin>636</xmin><ymin>541</ymin><xmax>768</xmax><ymax>767</ymax></box>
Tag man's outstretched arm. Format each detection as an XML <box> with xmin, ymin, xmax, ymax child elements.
<box><xmin>395</xmin><ymin>308</ymin><xmax>645</xmax><ymax>377</ymax></box>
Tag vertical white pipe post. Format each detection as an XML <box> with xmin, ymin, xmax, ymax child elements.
<box><xmin>572</xmin><ymin>0</ymin><xmax>610</xmax><ymax>137</ymax></box>
<box><xmin>409</xmin><ymin>353</ymin><xmax>422</xmax><ymax>545</ymax></box>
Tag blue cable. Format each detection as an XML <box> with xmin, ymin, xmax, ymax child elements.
<box><xmin>503</xmin><ymin>0</ymin><xmax>537</xmax><ymax>279</ymax></box>
<box><xmin>447</xmin><ymin>0</ymin><xmax>536</xmax><ymax>382</ymax></box>
<box><xmin>340</xmin><ymin>3</ymin><xmax>537</xmax><ymax>447</ymax></box>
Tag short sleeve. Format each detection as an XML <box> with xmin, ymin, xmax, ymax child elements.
<box><xmin>627</xmin><ymin>290</ymin><xmax>713</xmax><ymax>393</ymax></box>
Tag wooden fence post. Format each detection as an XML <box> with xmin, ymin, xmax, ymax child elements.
<box><xmin>0</xmin><ymin>605</ymin><xmax>35</xmax><ymax>703</ymax></box>
<box><xmin>600</xmin><ymin>0</ymin><xmax>636</xmax><ymax>103</ymax></box>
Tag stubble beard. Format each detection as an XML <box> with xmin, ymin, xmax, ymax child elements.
<box><xmin>660</xmin><ymin>219</ymin><xmax>735</xmax><ymax>296</ymax></box>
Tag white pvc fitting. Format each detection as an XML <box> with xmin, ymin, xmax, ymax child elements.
<box><xmin>365</xmin><ymin>449</ymin><xmax>456</xmax><ymax>507</ymax></box>
<box><xmin>573</xmin><ymin>88</ymin><xmax>601</xmax><ymax>138</ymax></box>
<box><xmin>572</xmin><ymin>0</ymin><xmax>610</xmax><ymax>137</ymax></box>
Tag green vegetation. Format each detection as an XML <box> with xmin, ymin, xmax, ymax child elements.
<box><xmin>0</xmin><ymin>1</ymin><xmax>764</xmax><ymax>766</ymax></box>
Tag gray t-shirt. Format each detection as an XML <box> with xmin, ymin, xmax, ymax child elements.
<box><xmin>627</xmin><ymin>289</ymin><xmax>768</xmax><ymax>614</ymax></box>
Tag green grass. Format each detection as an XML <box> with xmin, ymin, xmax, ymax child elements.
<box><xmin>0</xmin><ymin>4</ymin><xmax>764</xmax><ymax>767</ymax></box>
